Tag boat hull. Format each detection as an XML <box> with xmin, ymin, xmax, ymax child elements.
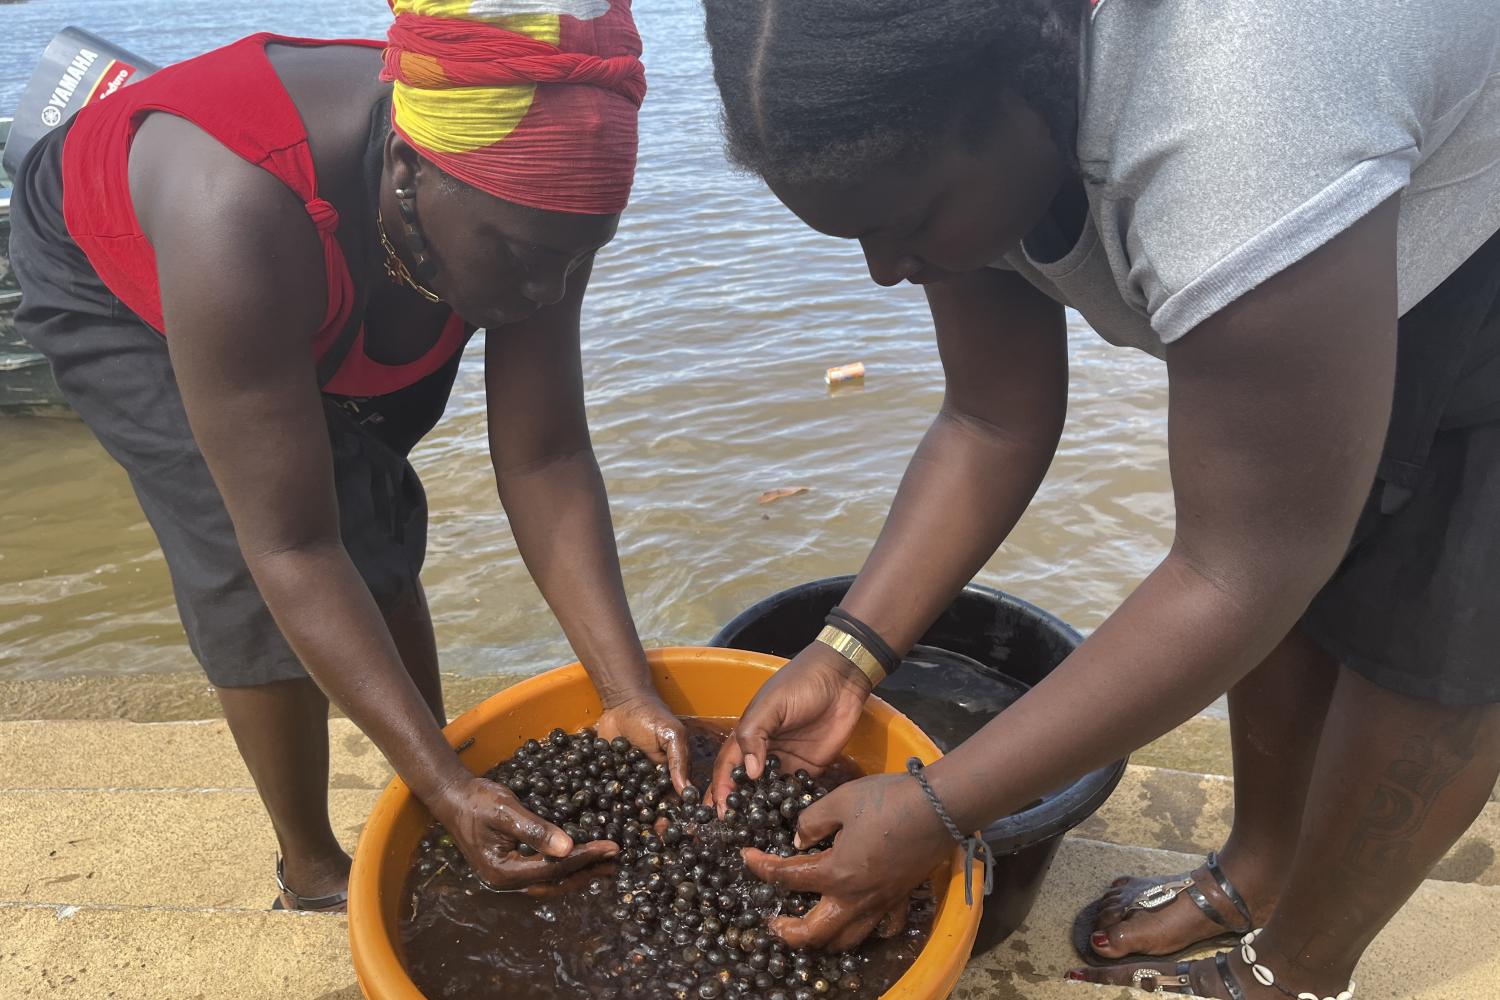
<box><xmin>1</xmin><ymin>116</ymin><xmax>71</xmax><ymax>416</ymax></box>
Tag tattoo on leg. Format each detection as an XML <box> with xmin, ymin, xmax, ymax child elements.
<box><xmin>1341</xmin><ymin>713</ymin><xmax>1482</xmax><ymax>876</ymax></box>
<box><xmin>1285</xmin><ymin>707</ymin><xmax>1494</xmax><ymax>965</ymax></box>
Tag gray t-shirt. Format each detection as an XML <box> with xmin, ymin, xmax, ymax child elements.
<box><xmin>996</xmin><ymin>0</ymin><xmax>1500</xmax><ymax>357</ymax></box>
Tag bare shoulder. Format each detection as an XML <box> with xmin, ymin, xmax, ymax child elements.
<box><xmin>265</xmin><ymin>41</ymin><xmax>386</xmax><ymax>156</ymax></box>
<box><xmin>128</xmin><ymin>113</ymin><xmax>324</xmax><ymax>330</ymax></box>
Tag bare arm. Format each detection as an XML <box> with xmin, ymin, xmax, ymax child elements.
<box><xmin>842</xmin><ymin>266</ymin><xmax>1068</xmax><ymax>651</ymax></box>
<box><xmin>712</xmin><ymin>267</ymin><xmax>1068</xmax><ymax>797</ymax></box>
<box><xmin>485</xmin><ymin>257</ymin><xmax>689</xmax><ymax>786</ymax></box>
<box><xmin>133</xmin><ymin>122</ymin><xmax>615</xmax><ymax>883</ymax></box>
<box><xmin>136</xmin><ymin>127</ymin><xmax>470</xmax><ymax>810</ymax></box>
<box><xmin>749</xmin><ymin>197</ymin><xmax>1401</xmax><ymax>950</ymax></box>
<box><xmin>926</xmin><ymin>196</ymin><xmax>1400</xmax><ymax>829</ymax></box>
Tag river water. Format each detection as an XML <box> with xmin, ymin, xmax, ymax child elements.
<box><xmin>0</xmin><ymin>0</ymin><xmax>1173</xmax><ymax>683</ymax></box>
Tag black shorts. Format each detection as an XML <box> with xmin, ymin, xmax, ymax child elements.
<box><xmin>1302</xmin><ymin>225</ymin><xmax>1500</xmax><ymax>706</ymax></box>
<box><xmin>8</xmin><ymin>123</ymin><xmax>460</xmax><ymax>688</ymax></box>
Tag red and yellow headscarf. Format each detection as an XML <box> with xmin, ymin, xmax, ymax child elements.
<box><xmin>382</xmin><ymin>0</ymin><xmax>646</xmax><ymax>215</ymax></box>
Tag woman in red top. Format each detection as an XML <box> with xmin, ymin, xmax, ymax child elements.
<box><xmin>8</xmin><ymin>0</ymin><xmax>682</xmax><ymax>909</ymax></box>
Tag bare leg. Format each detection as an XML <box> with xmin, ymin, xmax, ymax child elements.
<box><xmin>218</xmin><ymin>678</ymin><xmax>351</xmax><ymax>903</ymax></box>
<box><xmin>1248</xmin><ymin>668</ymin><xmax>1500</xmax><ymax>993</ymax></box>
<box><xmin>218</xmin><ymin>583</ymin><xmax>444</xmax><ymax>905</ymax></box>
<box><xmin>1091</xmin><ymin>627</ymin><xmax>1338</xmax><ymax>959</ymax></box>
<box><xmin>1218</xmin><ymin>628</ymin><xmax>1340</xmax><ymax>897</ymax></box>
<box><xmin>1079</xmin><ymin>666</ymin><xmax>1500</xmax><ymax>997</ymax></box>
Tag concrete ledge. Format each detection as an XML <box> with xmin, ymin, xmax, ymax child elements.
<box><xmin>4</xmin><ymin>837</ymin><xmax>1496</xmax><ymax>999</ymax></box>
<box><xmin>0</xmin><ymin>671</ymin><xmax>528</xmax><ymax>724</ymax></box>
<box><xmin>0</xmin><ymin>903</ymin><xmax>1147</xmax><ymax>1000</ymax></box>
<box><xmin>3</xmin><ymin>721</ymin><xmax>1493</xmax><ymax>910</ymax></box>
<box><xmin>0</xmin><ymin>719</ymin><xmax>393</xmax><ymax>792</ymax></box>
<box><xmin>1077</xmin><ymin>764</ymin><xmax>1499</xmax><ymax>887</ymax></box>
<box><xmin>5</xmin><ymin>676</ymin><xmax>1493</xmax><ymax>806</ymax></box>
<box><xmin>0</xmin><ymin>904</ymin><xmax>358</xmax><ymax>999</ymax></box>
<box><xmin>952</xmin><ymin>965</ymin><xmax>1143</xmax><ymax>998</ymax></box>
<box><xmin>2</xmin><ymin>685</ymin><xmax>1496</xmax><ymax>998</ymax></box>
<box><xmin>1132</xmin><ymin>717</ymin><xmax>1232</xmax><ymax>778</ymax></box>
<box><xmin>1134</xmin><ymin>717</ymin><xmax>1500</xmax><ymax>804</ymax></box>
<box><xmin>0</xmin><ymin>789</ymin><xmax>378</xmax><ymax>909</ymax></box>
<box><xmin>1003</xmin><ymin>837</ymin><xmax>1500</xmax><ymax>1000</ymax></box>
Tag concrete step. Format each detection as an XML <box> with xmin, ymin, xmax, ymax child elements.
<box><xmin>2</xmin><ymin>714</ymin><xmax>1496</xmax><ymax>997</ymax></box>
<box><xmin>0</xmin><ymin>788</ymin><xmax>378</xmax><ymax>910</ymax></box>
<box><xmin>0</xmin><ymin>670</ymin><xmax>525</xmax><ymax>725</ymax></box>
<box><xmin>4</xmin><ymin>837</ymin><xmax>1495</xmax><ymax>999</ymax></box>
<box><xmin>952</xmin><ymin>965</ymin><xmax>1141</xmax><ymax>1000</ymax></box>
<box><xmin>1133</xmin><ymin>716</ymin><xmax>1500</xmax><ymax>805</ymax></box>
<box><xmin>6</xmin><ymin>721</ymin><xmax>1493</xmax><ymax>892</ymax></box>
<box><xmin>0</xmin><ymin>719</ymin><xmax>393</xmax><ymax>792</ymax></box>
<box><xmin>7</xmin><ymin>717</ymin><xmax>1223</xmax><ymax>793</ymax></box>
<box><xmin>1</xmin><ymin>675</ymin><xmax>1488</xmax><ymax>809</ymax></box>
<box><xmin>0</xmin><ymin>903</ymin><xmax>360</xmax><ymax>1000</ymax></box>
<box><xmin>1133</xmin><ymin>717</ymin><xmax>1233</xmax><ymax>778</ymax></box>
<box><xmin>977</xmin><ymin>837</ymin><xmax>1500</xmax><ymax>1000</ymax></box>
<box><xmin>0</xmin><ymin>903</ymin><xmax>1142</xmax><ymax>1000</ymax></box>
<box><xmin>1077</xmin><ymin>764</ymin><xmax>1500</xmax><ymax>887</ymax></box>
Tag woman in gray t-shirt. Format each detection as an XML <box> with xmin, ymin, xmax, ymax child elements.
<box><xmin>701</xmin><ymin>0</ymin><xmax>1500</xmax><ymax>997</ymax></box>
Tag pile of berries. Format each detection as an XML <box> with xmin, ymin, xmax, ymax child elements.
<box><xmin>411</xmin><ymin>726</ymin><xmax>920</xmax><ymax>999</ymax></box>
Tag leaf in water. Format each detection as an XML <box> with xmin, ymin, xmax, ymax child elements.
<box><xmin>757</xmin><ymin>487</ymin><xmax>810</xmax><ymax>504</ymax></box>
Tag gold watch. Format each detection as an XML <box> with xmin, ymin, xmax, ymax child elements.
<box><xmin>814</xmin><ymin>624</ymin><xmax>886</xmax><ymax>687</ymax></box>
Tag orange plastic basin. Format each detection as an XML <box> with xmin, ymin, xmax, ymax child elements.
<box><xmin>348</xmin><ymin>646</ymin><xmax>981</xmax><ymax>999</ymax></box>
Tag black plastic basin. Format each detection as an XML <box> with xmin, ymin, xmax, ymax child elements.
<box><xmin>709</xmin><ymin>575</ymin><xmax>1126</xmax><ymax>954</ymax></box>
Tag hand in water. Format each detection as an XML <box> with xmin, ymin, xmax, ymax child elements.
<box><xmin>432</xmin><ymin>775</ymin><xmax>618</xmax><ymax>890</ymax></box>
<box><xmin>710</xmin><ymin>641</ymin><xmax>872</xmax><ymax>809</ymax></box>
<box><xmin>745</xmin><ymin>771</ymin><xmax>951</xmax><ymax>951</ymax></box>
<box><xmin>597</xmin><ymin>689</ymin><xmax>692</xmax><ymax>792</ymax></box>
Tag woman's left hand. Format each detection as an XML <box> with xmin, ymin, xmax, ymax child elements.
<box><xmin>597</xmin><ymin>689</ymin><xmax>692</xmax><ymax>792</ymax></box>
<box><xmin>743</xmin><ymin>771</ymin><xmax>956</xmax><ymax>951</ymax></box>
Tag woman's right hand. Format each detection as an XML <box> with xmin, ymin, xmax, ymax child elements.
<box><xmin>431</xmin><ymin>775</ymin><xmax>619</xmax><ymax>890</ymax></box>
<box><xmin>709</xmin><ymin>640</ymin><xmax>873</xmax><ymax>809</ymax></box>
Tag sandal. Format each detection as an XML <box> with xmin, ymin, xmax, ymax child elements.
<box><xmin>1129</xmin><ymin>952</ymin><xmax>1249</xmax><ymax>998</ymax></box>
<box><xmin>271</xmin><ymin>857</ymin><xmax>349</xmax><ymax>913</ymax></box>
<box><xmin>1072</xmin><ymin>851</ymin><xmax>1255</xmax><ymax>966</ymax></box>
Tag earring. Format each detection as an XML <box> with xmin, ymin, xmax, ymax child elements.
<box><xmin>394</xmin><ymin>188</ymin><xmax>437</xmax><ymax>284</ymax></box>
<box><xmin>377</xmin><ymin>183</ymin><xmax>441</xmax><ymax>303</ymax></box>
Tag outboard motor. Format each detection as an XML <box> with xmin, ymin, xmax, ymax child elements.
<box><xmin>2</xmin><ymin>28</ymin><xmax>159</xmax><ymax>179</ymax></box>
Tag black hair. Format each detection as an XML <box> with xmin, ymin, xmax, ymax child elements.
<box><xmin>365</xmin><ymin>94</ymin><xmax>394</xmax><ymax>205</ymax></box>
<box><xmin>703</xmin><ymin>0</ymin><xmax>1081</xmax><ymax>185</ymax></box>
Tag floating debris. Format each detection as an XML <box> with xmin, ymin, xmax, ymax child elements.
<box><xmin>757</xmin><ymin>487</ymin><xmax>810</xmax><ymax>505</ymax></box>
<box><xmin>824</xmin><ymin>362</ymin><xmax>866</xmax><ymax>386</ymax></box>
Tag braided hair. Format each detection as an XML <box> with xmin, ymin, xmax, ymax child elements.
<box><xmin>703</xmin><ymin>0</ymin><xmax>1081</xmax><ymax>185</ymax></box>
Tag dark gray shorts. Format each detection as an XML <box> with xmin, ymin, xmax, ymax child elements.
<box><xmin>1302</xmin><ymin>225</ymin><xmax>1500</xmax><ymax>706</ymax></box>
<box><xmin>9</xmin><ymin>122</ymin><xmax>459</xmax><ymax>688</ymax></box>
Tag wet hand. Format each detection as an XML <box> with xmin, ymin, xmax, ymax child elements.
<box><xmin>710</xmin><ymin>641</ymin><xmax>871</xmax><ymax>809</ymax></box>
<box><xmin>743</xmin><ymin>771</ymin><xmax>952</xmax><ymax>952</ymax></box>
<box><xmin>596</xmin><ymin>690</ymin><xmax>691</xmax><ymax>793</ymax></box>
<box><xmin>432</xmin><ymin>775</ymin><xmax>618</xmax><ymax>890</ymax></box>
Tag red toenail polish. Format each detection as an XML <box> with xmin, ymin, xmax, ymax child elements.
<box><xmin>1091</xmin><ymin>931</ymin><xmax>1112</xmax><ymax>950</ymax></box>
<box><xmin>1067</xmin><ymin>970</ymin><xmax>1087</xmax><ymax>981</ymax></box>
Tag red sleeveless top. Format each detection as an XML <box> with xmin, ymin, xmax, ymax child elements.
<box><xmin>59</xmin><ymin>33</ymin><xmax>469</xmax><ymax>397</ymax></box>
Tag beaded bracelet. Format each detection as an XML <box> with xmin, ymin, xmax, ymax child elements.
<box><xmin>906</xmin><ymin>758</ymin><xmax>994</xmax><ymax>906</ymax></box>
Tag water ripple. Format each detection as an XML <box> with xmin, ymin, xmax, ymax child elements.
<box><xmin>0</xmin><ymin>0</ymin><xmax>1171</xmax><ymax>682</ymax></box>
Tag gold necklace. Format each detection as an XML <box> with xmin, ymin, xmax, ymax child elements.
<box><xmin>377</xmin><ymin>211</ymin><xmax>442</xmax><ymax>303</ymax></box>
